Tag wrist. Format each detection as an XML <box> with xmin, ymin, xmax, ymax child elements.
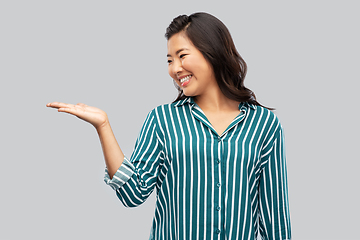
<box><xmin>96</xmin><ymin>119</ymin><xmax>111</xmax><ymax>133</ymax></box>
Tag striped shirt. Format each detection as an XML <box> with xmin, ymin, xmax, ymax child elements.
<box><xmin>104</xmin><ymin>97</ymin><xmax>291</xmax><ymax>240</ymax></box>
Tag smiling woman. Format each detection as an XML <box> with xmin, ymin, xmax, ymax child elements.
<box><xmin>165</xmin><ymin>13</ymin><xmax>261</xmax><ymax>107</ymax></box>
<box><xmin>167</xmin><ymin>32</ymin><xmax>217</xmax><ymax>100</ymax></box>
<box><xmin>47</xmin><ymin>12</ymin><xmax>291</xmax><ymax>240</ymax></box>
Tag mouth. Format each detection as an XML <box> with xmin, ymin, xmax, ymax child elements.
<box><xmin>179</xmin><ymin>75</ymin><xmax>192</xmax><ymax>87</ymax></box>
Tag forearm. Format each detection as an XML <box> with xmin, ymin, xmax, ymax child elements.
<box><xmin>96</xmin><ymin>121</ymin><xmax>124</xmax><ymax>179</ymax></box>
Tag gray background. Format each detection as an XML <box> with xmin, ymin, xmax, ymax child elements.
<box><xmin>1</xmin><ymin>1</ymin><xmax>359</xmax><ymax>239</ymax></box>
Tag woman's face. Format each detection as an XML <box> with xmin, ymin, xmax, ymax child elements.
<box><xmin>167</xmin><ymin>32</ymin><xmax>217</xmax><ymax>98</ymax></box>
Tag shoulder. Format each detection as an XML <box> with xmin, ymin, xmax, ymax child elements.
<box><xmin>145</xmin><ymin>101</ymin><xmax>180</xmax><ymax>124</ymax></box>
<box><xmin>249</xmin><ymin>104</ymin><xmax>283</xmax><ymax>133</ymax></box>
<box><xmin>248</xmin><ymin>104</ymin><xmax>279</xmax><ymax>121</ymax></box>
<box><xmin>150</xmin><ymin>98</ymin><xmax>193</xmax><ymax>115</ymax></box>
<box><xmin>150</xmin><ymin>102</ymin><xmax>179</xmax><ymax>115</ymax></box>
<box><xmin>247</xmin><ymin>105</ymin><xmax>286</xmax><ymax>153</ymax></box>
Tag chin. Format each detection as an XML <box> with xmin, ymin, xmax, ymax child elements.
<box><xmin>182</xmin><ymin>90</ymin><xmax>196</xmax><ymax>97</ymax></box>
<box><xmin>182</xmin><ymin>87</ymin><xmax>196</xmax><ymax>96</ymax></box>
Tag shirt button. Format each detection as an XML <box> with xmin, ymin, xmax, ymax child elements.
<box><xmin>217</xmin><ymin>183</ymin><xmax>221</xmax><ymax>188</ymax></box>
<box><xmin>216</xmin><ymin>206</ymin><xmax>221</xmax><ymax>211</ymax></box>
<box><xmin>216</xmin><ymin>229</ymin><xmax>221</xmax><ymax>234</ymax></box>
<box><xmin>217</xmin><ymin>159</ymin><xmax>221</xmax><ymax>164</ymax></box>
<box><xmin>217</xmin><ymin>137</ymin><xmax>221</xmax><ymax>142</ymax></box>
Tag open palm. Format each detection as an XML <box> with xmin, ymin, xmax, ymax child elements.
<box><xmin>46</xmin><ymin>102</ymin><xmax>108</xmax><ymax>129</ymax></box>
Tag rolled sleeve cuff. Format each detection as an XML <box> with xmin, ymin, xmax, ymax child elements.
<box><xmin>104</xmin><ymin>157</ymin><xmax>135</xmax><ymax>190</ymax></box>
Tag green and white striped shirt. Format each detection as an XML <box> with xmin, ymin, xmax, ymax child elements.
<box><xmin>104</xmin><ymin>97</ymin><xmax>291</xmax><ymax>240</ymax></box>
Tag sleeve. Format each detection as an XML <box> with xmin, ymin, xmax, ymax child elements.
<box><xmin>104</xmin><ymin>109</ymin><xmax>164</xmax><ymax>207</ymax></box>
<box><xmin>258</xmin><ymin>122</ymin><xmax>291</xmax><ymax>240</ymax></box>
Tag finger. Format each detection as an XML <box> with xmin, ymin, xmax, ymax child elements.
<box><xmin>57</xmin><ymin>107</ymin><xmax>81</xmax><ymax>116</ymax></box>
<box><xmin>74</xmin><ymin>103</ymin><xmax>87</xmax><ymax>111</ymax></box>
<box><xmin>76</xmin><ymin>103</ymin><xmax>87</xmax><ymax>107</ymax></box>
<box><xmin>47</xmin><ymin>102</ymin><xmax>75</xmax><ymax>109</ymax></box>
<box><xmin>46</xmin><ymin>102</ymin><xmax>62</xmax><ymax>108</ymax></box>
<box><xmin>75</xmin><ymin>103</ymin><xmax>100</xmax><ymax>113</ymax></box>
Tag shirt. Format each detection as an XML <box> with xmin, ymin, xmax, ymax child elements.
<box><xmin>104</xmin><ymin>97</ymin><xmax>291</xmax><ymax>240</ymax></box>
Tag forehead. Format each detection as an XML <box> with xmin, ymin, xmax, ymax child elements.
<box><xmin>167</xmin><ymin>32</ymin><xmax>194</xmax><ymax>54</ymax></box>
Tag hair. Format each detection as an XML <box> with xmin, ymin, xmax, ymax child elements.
<box><xmin>165</xmin><ymin>12</ymin><xmax>273</xmax><ymax>110</ymax></box>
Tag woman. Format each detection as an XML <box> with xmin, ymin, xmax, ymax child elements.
<box><xmin>47</xmin><ymin>12</ymin><xmax>291</xmax><ymax>240</ymax></box>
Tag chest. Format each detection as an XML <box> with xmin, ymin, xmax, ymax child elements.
<box><xmin>202</xmin><ymin>109</ymin><xmax>241</xmax><ymax>136</ymax></box>
<box><xmin>160</xmin><ymin>111</ymin><xmax>264</xmax><ymax>175</ymax></box>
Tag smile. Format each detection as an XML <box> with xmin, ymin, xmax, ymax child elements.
<box><xmin>179</xmin><ymin>75</ymin><xmax>192</xmax><ymax>86</ymax></box>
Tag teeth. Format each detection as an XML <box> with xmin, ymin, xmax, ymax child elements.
<box><xmin>180</xmin><ymin>75</ymin><xmax>191</xmax><ymax>83</ymax></box>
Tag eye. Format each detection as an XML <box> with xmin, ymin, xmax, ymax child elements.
<box><xmin>180</xmin><ymin>54</ymin><xmax>186</xmax><ymax>59</ymax></box>
<box><xmin>167</xmin><ymin>59</ymin><xmax>172</xmax><ymax>64</ymax></box>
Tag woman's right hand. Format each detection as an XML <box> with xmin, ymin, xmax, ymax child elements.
<box><xmin>46</xmin><ymin>102</ymin><xmax>109</xmax><ymax>130</ymax></box>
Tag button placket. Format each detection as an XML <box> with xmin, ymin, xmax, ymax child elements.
<box><xmin>213</xmin><ymin>134</ymin><xmax>222</xmax><ymax>237</ymax></box>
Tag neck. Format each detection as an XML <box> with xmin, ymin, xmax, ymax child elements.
<box><xmin>194</xmin><ymin>87</ymin><xmax>239</xmax><ymax>112</ymax></box>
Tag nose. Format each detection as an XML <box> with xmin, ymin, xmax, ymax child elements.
<box><xmin>172</xmin><ymin>59</ymin><xmax>183</xmax><ymax>76</ymax></box>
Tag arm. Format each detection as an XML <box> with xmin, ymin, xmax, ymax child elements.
<box><xmin>46</xmin><ymin>102</ymin><xmax>123</xmax><ymax>178</ymax></box>
<box><xmin>105</xmin><ymin>109</ymin><xmax>164</xmax><ymax>207</ymax></box>
<box><xmin>259</xmin><ymin>124</ymin><xmax>291</xmax><ymax>240</ymax></box>
<box><xmin>47</xmin><ymin>102</ymin><xmax>163</xmax><ymax>207</ymax></box>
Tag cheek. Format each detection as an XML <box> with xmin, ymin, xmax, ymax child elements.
<box><xmin>182</xmin><ymin>58</ymin><xmax>200</xmax><ymax>75</ymax></box>
<box><xmin>168</xmin><ymin>66</ymin><xmax>174</xmax><ymax>78</ymax></box>
<box><xmin>182</xmin><ymin>58</ymin><xmax>191</xmax><ymax>71</ymax></box>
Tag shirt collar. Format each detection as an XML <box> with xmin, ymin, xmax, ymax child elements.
<box><xmin>239</xmin><ymin>101</ymin><xmax>256</xmax><ymax>110</ymax></box>
<box><xmin>173</xmin><ymin>97</ymin><xmax>195</xmax><ymax>107</ymax></box>
<box><xmin>174</xmin><ymin>97</ymin><xmax>256</xmax><ymax>110</ymax></box>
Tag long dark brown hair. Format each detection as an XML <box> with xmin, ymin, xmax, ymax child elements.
<box><xmin>165</xmin><ymin>12</ymin><xmax>272</xmax><ymax>109</ymax></box>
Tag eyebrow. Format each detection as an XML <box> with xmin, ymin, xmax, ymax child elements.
<box><xmin>167</xmin><ymin>48</ymin><xmax>189</xmax><ymax>57</ymax></box>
